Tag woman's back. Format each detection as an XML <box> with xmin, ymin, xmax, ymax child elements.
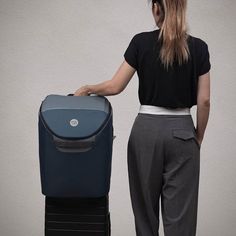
<box><xmin>124</xmin><ymin>29</ymin><xmax>211</xmax><ymax>108</ymax></box>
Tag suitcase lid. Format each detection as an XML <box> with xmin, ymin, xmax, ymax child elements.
<box><xmin>40</xmin><ymin>94</ymin><xmax>111</xmax><ymax>139</ymax></box>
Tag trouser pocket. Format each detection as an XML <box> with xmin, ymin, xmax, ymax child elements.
<box><xmin>172</xmin><ymin>128</ymin><xmax>201</xmax><ymax>150</ymax></box>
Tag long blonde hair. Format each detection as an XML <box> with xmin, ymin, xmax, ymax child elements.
<box><xmin>149</xmin><ymin>0</ymin><xmax>190</xmax><ymax>70</ymax></box>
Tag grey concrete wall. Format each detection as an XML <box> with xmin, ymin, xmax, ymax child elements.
<box><xmin>0</xmin><ymin>0</ymin><xmax>235</xmax><ymax>235</ymax></box>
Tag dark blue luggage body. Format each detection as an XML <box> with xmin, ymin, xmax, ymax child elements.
<box><xmin>38</xmin><ymin>94</ymin><xmax>114</xmax><ymax>198</ymax></box>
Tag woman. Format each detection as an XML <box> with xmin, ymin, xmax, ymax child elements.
<box><xmin>74</xmin><ymin>0</ymin><xmax>211</xmax><ymax>235</ymax></box>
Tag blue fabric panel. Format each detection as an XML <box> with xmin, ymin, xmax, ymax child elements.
<box><xmin>40</xmin><ymin>95</ymin><xmax>110</xmax><ymax>138</ymax></box>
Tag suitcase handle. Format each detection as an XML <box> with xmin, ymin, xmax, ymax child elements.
<box><xmin>52</xmin><ymin>135</ymin><xmax>96</xmax><ymax>153</ymax></box>
<box><xmin>67</xmin><ymin>93</ymin><xmax>97</xmax><ymax>96</ymax></box>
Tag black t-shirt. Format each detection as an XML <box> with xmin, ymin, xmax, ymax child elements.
<box><xmin>124</xmin><ymin>29</ymin><xmax>211</xmax><ymax>108</ymax></box>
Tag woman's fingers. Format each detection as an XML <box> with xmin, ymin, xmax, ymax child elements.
<box><xmin>74</xmin><ymin>86</ymin><xmax>89</xmax><ymax>96</ymax></box>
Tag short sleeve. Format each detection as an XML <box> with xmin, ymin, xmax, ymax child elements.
<box><xmin>124</xmin><ymin>35</ymin><xmax>138</xmax><ymax>70</ymax></box>
<box><xmin>198</xmin><ymin>41</ymin><xmax>211</xmax><ymax>76</ymax></box>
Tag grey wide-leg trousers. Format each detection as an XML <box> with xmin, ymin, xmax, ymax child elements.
<box><xmin>127</xmin><ymin>113</ymin><xmax>201</xmax><ymax>236</ymax></box>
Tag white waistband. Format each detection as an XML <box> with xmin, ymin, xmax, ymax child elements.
<box><xmin>139</xmin><ymin>105</ymin><xmax>190</xmax><ymax>115</ymax></box>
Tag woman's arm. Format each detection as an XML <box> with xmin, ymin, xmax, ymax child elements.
<box><xmin>196</xmin><ymin>71</ymin><xmax>211</xmax><ymax>145</ymax></box>
<box><xmin>74</xmin><ymin>60</ymin><xmax>136</xmax><ymax>96</ymax></box>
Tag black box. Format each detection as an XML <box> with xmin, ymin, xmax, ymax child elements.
<box><xmin>45</xmin><ymin>195</ymin><xmax>111</xmax><ymax>236</ymax></box>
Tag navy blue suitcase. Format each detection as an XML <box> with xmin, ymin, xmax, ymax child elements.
<box><xmin>38</xmin><ymin>94</ymin><xmax>114</xmax><ymax>235</ymax></box>
<box><xmin>38</xmin><ymin>94</ymin><xmax>114</xmax><ymax>198</ymax></box>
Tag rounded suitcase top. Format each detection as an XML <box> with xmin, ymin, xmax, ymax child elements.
<box><xmin>39</xmin><ymin>94</ymin><xmax>112</xmax><ymax>139</ymax></box>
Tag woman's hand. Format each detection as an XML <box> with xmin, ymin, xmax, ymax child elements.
<box><xmin>197</xmin><ymin>138</ymin><xmax>202</xmax><ymax>147</ymax></box>
<box><xmin>74</xmin><ymin>85</ymin><xmax>91</xmax><ymax>96</ymax></box>
<box><xmin>196</xmin><ymin>135</ymin><xmax>203</xmax><ymax>148</ymax></box>
<box><xmin>195</xmin><ymin>128</ymin><xmax>203</xmax><ymax>148</ymax></box>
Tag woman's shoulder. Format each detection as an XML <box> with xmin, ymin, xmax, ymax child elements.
<box><xmin>131</xmin><ymin>29</ymin><xmax>160</xmax><ymax>43</ymax></box>
<box><xmin>189</xmin><ymin>35</ymin><xmax>209</xmax><ymax>50</ymax></box>
<box><xmin>189</xmin><ymin>35</ymin><xmax>211</xmax><ymax>75</ymax></box>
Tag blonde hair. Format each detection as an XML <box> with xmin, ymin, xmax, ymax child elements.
<box><xmin>149</xmin><ymin>0</ymin><xmax>190</xmax><ymax>70</ymax></box>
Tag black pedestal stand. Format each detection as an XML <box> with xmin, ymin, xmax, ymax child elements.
<box><xmin>44</xmin><ymin>195</ymin><xmax>111</xmax><ymax>236</ymax></box>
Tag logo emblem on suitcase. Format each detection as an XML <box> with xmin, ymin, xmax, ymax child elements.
<box><xmin>69</xmin><ymin>119</ymin><xmax>79</xmax><ymax>127</ymax></box>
